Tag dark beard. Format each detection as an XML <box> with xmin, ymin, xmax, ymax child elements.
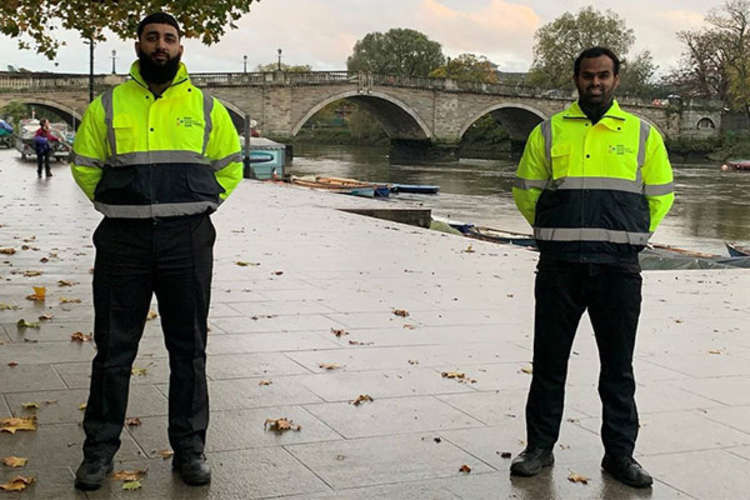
<box><xmin>137</xmin><ymin>48</ymin><xmax>181</xmax><ymax>85</ymax></box>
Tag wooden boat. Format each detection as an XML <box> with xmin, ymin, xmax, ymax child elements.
<box><xmin>723</xmin><ymin>159</ymin><xmax>750</xmax><ymax>170</ymax></box>
<box><xmin>390</xmin><ymin>183</ymin><xmax>440</xmax><ymax>194</ymax></box>
<box><xmin>459</xmin><ymin>225</ymin><xmax>537</xmax><ymax>247</ymax></box>
<box><xmin>289</xmin><ymin>175</ymin><xmax>388</xmax><ymax>198</ymax></box>
<box><xmin>726</xmin><ymin>241</ymin><xmax>750</xmax><ymax>257</ymax></box>
<box><xmin>315</xmin><ymin>176</ymin><xmax>390</xmax><ymax>198</ymax></box>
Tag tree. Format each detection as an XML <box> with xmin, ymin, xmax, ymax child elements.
<box><xmin>347</xmin><ymin>28</ymin><xmax>445</xmax><ymax>77</ymax></box>
<box><xmin>526</xmin><ymin>6</ymin><xmax>657</xmax><ymax>95</ymax></box>
<box><xmin>428</xmin><ymin>53</ymin><xmax>499</xmax><ymax>83</ymax></box>
<box><xmin>0</xmin><ymin>0</ymin><xmax>260</xmax><ymax>60</ymax></box>
<box><xmin>256</xmin><ymin>63</ymin><xmax>313</xmax><ymax>72</ymax></box>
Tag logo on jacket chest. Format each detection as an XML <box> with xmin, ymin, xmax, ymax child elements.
<box><xmin>176</xmin><ymin>116</ymin><xmax>196</xmax><ymax>128</ymax></box>
<box><xmin>608</xmin><ymin>144</ymin><xmax>635</xmax><ymax>156</ymax></box>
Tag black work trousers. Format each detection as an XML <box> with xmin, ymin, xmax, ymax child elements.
<box><xmin>82</xmin><ymin>214</ymin><xmax>215</xmax><ymax>461</ymax></box>
<box><xmin>524</xmin><ymin>258</ymin><xmax>642</xmax><ymax>457</ymax></box>
<box><xmin>36</xmin><ymin>150</ymin><xmax>51</xmax><ymax>175</ymax></box>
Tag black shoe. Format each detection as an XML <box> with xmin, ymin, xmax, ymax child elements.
<box><xmin>37</xmin><ymin>171</ymin><xmax>42</xmax><ymax>178</ymax></box>
<box><xmin>173</xmin><ymin>453</ymin><xmax>211</xmax><ymax>486</ymax></box>
<box><xmin>510</xmin><ymin>447</ymin><xmax>554</xmax><ymax>476</ymax></box>
<box><xmin>602</xmin><ymin>455</ymin><xmax>653</xmax><ymax>488</ymax></box>
<box><xmin>74</xmin><ymin>457</ymin><xmax>113</xmax><ymax>491</ymax></box>
<box><xmin>45</xmin><ymin>170</ymin><xmax>53</xmax><ymax>177</ymax></box>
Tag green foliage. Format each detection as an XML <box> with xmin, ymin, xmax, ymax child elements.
<box><xmin>0</xmin><ymin>101</ymin><xmax>30</xmax><ymax>126</ymax></box>
<box><xmin>347</xmin><ymin>28</ymin><xmax>445</xmax><ymax>77</ymax></box>
<box><xmin>0</xmin><ymin>0</ymin><xmax>260</xmax><ymax>60</ymax></box>
<box><xmin>526</xmin><ymin>6</ymin><xmax>656</xmax><ymax>94</ymax></box>
<box><xmin>428</xmin><ymin>53</ymin><xmax>499</xmax><ymax>83</ymax></box>
<box><xmin>462</xmin><ymin>115</ymin><xmax>509</xmax><ymax>146</ymax></box>
<box><xmin>256</xmin><ymin>62</ymin><xmax>313</xmax><ymax>72</ymax></box>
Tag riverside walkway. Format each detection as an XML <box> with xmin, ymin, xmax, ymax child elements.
<box><xmin>1</xmin><ymin>150</ymin><xmax>749</xmax><ymax>499</ymax></box>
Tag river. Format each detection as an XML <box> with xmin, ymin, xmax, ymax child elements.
<box><xmin>289</xmin><ymin>144</ymin><xmax>750</xmax><ymax>256</ymax></box>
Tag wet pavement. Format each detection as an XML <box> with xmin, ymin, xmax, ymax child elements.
<box><xmin>1</xmin><ymin>149</ymin><xmax>750</xmax><ymax>499</ymax></box>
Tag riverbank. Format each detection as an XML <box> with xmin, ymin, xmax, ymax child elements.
<box><xmin>1</xmin><ymin>150</ymin><xmax>750</xmax><ymax>498</ymax></box>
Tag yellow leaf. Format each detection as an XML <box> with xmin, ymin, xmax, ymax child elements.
<box><xmin>60</xmin><ymin>297</ymin><xmax>82</xmax><ymax>304</ymax></box>
<box><xmin>441</xmin><ymin>371</ymin><xmax>465</xmax><ymax>379</ymax></box>
<box><xmin>0</xmin><ymin>475</ymin><xmax>34</xmax><ymax>491</ymax></box>
<box><xmin>0</xmin><ymin>303</ymin><xmax>20</xmax><ymax>311</ymax></box>
<box><xmin>258</xmin><ymin>380</ymin><xmax>272</xmax><ymax>386</ymax></box>
<box><xmin>520</xmin><ymin>365</ymin><xmax>533</xmax><ymax>374</ymax></box>
<box><xmin>71</xmin><ymin>332</ymin><xmax>92</xmax><ymax>343</ymax></box>
<box><xmin>113</xmin><ymin>469</ymin><xmax>146</xmax><ymax>481</ymax></box>
<box><xmin>0</xmin><ymin>248</ymin><xmax>16</xmax><ymax>255</ymax></box>
<box><xmin>25</xmin><ymin>287</ymin><xmax>46</xmax><ymax>302</ymax></box>
<box><xmin>122</xmin><ymin>480</ymin><xmax>142</xmax><ymax>490</ymax></box>
<box><xmin>16</xmin><ymin>319</ymin><xmax>40</xmax><ymax>329</ymax></box>
<box><xmin>157</xmin><ymin>449</ymin><xmax>174</xmax><ymax>460</ymax></box>
<box><xmin>463</xmin><ymin>245</ymin><xmax>475</xmax><ymax>253</ymax></box>
<box><xmin>264</xmin><ymin>417</ymin><xmax>301</xmax><ymax>433</ymax></box>
<box><xmin>708</xmin><ymin>349</ymin><xmax>722</xmax><ymax>355</ymax></box>
<box><xmin>21</xmin><ymin>402</ymin><xmax>39</xmax><ymax>410</ymax></box>
<box><xmin>393</xmin><ymin>309</ymin><xmax>409</xmax><ymax>317</ymax></box>
<box><xmin>0</xmin><ymin>417</ymin><xmax>37</xmax><ymax>434</ymax></box>
<box><xmin>23</xmin><ymin>270</ymin><xmax>42</xmax><ymax>277</ymax></box>
<box><xmin>1</xmin><ymin>456</ymin><xmax>28</xmax><ymax>468</ymax></box>
<box><xmin>79</xmin><ymin>403</ymin><xmax>87</xmax><ymax>411</ymax></box>
<box><xmin>132</xmin><ymin>367</ymin><xmax>148</xmax><ymax>376</ymax></box>
<box><xmin>568</xmin><ymin>472</ymin><xmax>589</xmax><ymax>484</ymax></box>
<box><xmin>350</xmin><ymin>394</ymin><xmax>374</xmax><ymax>406</ymax></box>
<box><xmin>459</xmin><ymin>464</ymin><xmax>471</xmax><ymax>473</ymax></box>
<box><xmin>57</xmin><ymin>280</ymin><xmax>77</xmax><ymax>287</ymax></box>
<box><xmin>146</xmin><ymin>310</ymin><xmax>158</xmax><ymax>321</ymax></box>
<box><xmin>235</xmin><ymin>261</ymin><xmax>260</xmax><ymax>267</ymax></box>
<box><xmin>319</xmin><ymin>363</ymin><xmax>341</xmax><ymax>370</ymax></box>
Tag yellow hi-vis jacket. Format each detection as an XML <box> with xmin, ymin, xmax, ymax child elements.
<box><xmin>512</xmin><ymin>100</ymin><xmax>675</xmax><ymax>264</ymax></box>
<box><xmin>71</xmin><ymin>61</ymin><xmax>242</xmax><ymax>218</ymax></box>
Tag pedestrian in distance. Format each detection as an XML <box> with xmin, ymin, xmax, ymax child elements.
<box><xmin>70</xmin><ymin>12</ymin><xmax>243</xmax><ymax>491</ymax></box>
<box><xmin>33</xmin><ymin>118</ymin><xmax>59</xmax><ymax>177</ymax></box>
<box><xmin>510</xmin><ymin>46</ymin><xmax>675</xmax><ymax>488</ymax></box>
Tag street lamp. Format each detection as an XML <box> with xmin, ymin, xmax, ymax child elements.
<box><xmin>111</xmin><ymin>50</ymin><xmax>117</xmax><ymax>74</ymax></box>
<box><xmin>277</xmin><ymin>48</ymin><xmax>282</xmax><ymax>71</ymax></box>
<box><xmin>243</xmin><ymin>55</ymin><xmax>247</xmax><ymax>73</ymax></box>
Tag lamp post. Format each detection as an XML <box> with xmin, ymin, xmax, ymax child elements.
<box><xmin>111</xmin><ymin>50</ymin><xmax>117</xmax><ymax>74</ymax></box>
<box><xmin>277</xmin><ymin>48</ymin><xmax>282</xmax><ymax>71</ymax></box>
<box><xmin>243</xmin><ymin>55</ymin><xmax>247</xmax><ymax>73</ymax></box>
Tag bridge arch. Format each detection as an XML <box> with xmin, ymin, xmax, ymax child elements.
<box><xmin>292</xmin><ymin>90</ymin><xmax>432</xmax><ymax>140</ymax></box>
<box><xmin>215</xmin><ymin>98</ymin><xmax>247</xmax><ymax>133</ymax></box>
<box><xmin>458</xmin><ymin>103</ymin><xmax>547</xmax><ymax>142</ymax></box>
<box><xmin>5</xmin><ymin>98</ymin><xmax>83</xmax><ymax>128</ymax></box>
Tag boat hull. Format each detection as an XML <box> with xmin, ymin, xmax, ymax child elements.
<box><xmin>726</xmin><ymin>242</ymin><xmax>750</xmax><ymax>257</ymax></box>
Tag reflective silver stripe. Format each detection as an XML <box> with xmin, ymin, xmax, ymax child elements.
<box><xmin>211</xmin><ymin>152</ymin><xmax>242</xmax><ymax>171</ymax></box>
<box><xmin>534</xmin><ymin>227</ymin><xmax>650</xmax><ymax>245</ymax></box>
<box><xmin>71</xmin><ymin>153</ymin><xmax>103</xmax><ymax>168</ymax></box>
<box><xmin>554</xmin><ymin>176</ymin><xmax>643</xmax><ymax>194</ymax></box>
<box><xmin>94</xmin><ymin>201</ymin><xmax>217</xmax><ymax>218</ymax></box>
<box><xmin>540</xmin><ymin>119</ymin><xmax>552</xmax><ymax>166</ymax></box>
<box><xmin>638</xmin><ymin>120</ymin><xmax>650</xmax><ymax>167</ymax></box>
<box><xmin>514</xmin><ymin>177</ymin><xmax>548</xmax><ymax>190</ymax></box>
<box><xmin>101</xmin><ymin>89</ymin><xmax>116</xmax><ymax>155</ymax></box>
<box><xmin>106</xmin><ymin>150</ymin><xmax>211</xmax><ymax>167</ymax></box>
<box><xmin>644</xmin><ymin>182</ymin><xmax>674</xmax><ymax>196</ymax></box>
<box><xmin>202</xmin><ymin>93</ymin><xmax>214</xmax><ymax>155</ymax></box>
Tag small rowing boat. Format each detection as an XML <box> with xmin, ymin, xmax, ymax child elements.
<box><xmin>726</xmin><ymin>241</ymin><xmax>750</xmax><ymax>257</ymax></box>
<box><xmin>290</xmin><ymin>176</ymin><xmax>389</xmax><ymax>198</ymax></box>
<box><xmin>722</xmin><ymin>159</ymin><xmax>750</xmax><ymax>171</ymax></box>
<box><xmin>389</xmin><ymin>183</ymin><xmax>440</xmax><ymax>194</ymax></box>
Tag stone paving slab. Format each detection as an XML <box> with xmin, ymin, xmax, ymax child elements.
<box><xmin>1</xmin><ymin>151</ymin><xmax>750</xmax><ymax>498</ymax></box>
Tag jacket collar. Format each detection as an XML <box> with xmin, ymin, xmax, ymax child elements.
<box><xmin>563</xmin><ymin>99</ymin><xmax>627</xmax><ymax>131</ymax></box>
<box><xmin>128</xmin><ymin>60</ymin><xmax>190</xmax><ymax>92</ymax></box>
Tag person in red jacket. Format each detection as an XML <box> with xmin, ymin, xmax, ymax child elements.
<box><xmin>33</xmin><ymin>119</ymin><xmax>59</xmax><ymax>177</ymax></box>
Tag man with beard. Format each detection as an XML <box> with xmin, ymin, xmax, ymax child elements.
<box><xmin>510</xmin><ymin>47</ymin><xmax>674</xmax><ymax>488</ymax></box>
<box><xmin>70</xmin><ymin>12</ymin><xmax>242</xmax><ymax>490</ymax></box>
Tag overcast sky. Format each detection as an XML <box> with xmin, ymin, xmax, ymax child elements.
<box><xmin>1</xmin><ymin>0</ymin><xmax>722</xmax><ymax>76</ymax></box>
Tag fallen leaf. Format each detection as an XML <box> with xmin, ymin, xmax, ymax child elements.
<box><xmin>331</xmin><ymin>328</ymin><xmax>348</xmax><ymax>337</ymax></box>
<box><xmin>319</xmin><ymin>363</ymin><xmax>341</xmax><ymax>370</ymax></box>
<box><xmin>112</xmin><ymin>469</ymin><xmax>147</xmax><ymax>481</ymax></box>
<box><xmin>350</xmin><ymin>394</ymin><xmax>374</xmax><ymax>406</ymax></box>
<box><xmin>463</xmin><ymin>245</ymin><xmax>475</xmax><ymax>254</ymax></box>
<box><xmin>568</xmin><ymin>472</ymin><xmax>589</xmax><ymax>484</ymax></box>
<box><xmin>71</xmin><ymin>332</ymin><xmax>92</xmax><ymax>343</ymax></box>
<box><xmin>348</xmin><ymin>340</ymin><xmax>374</xmax><ymax>346</ymax></box>
<box><xmin>23</xmin><ymin>270</ymin><xmax>42</xmax><ymax>277</ymax></box>
<box><xmin>501</xmin><ymin>452</ymin><xmax>512</xmax><ymax>459</ymax></box>
<box><xmin>273</xmin><ymin>271</ymin><xmax>284</xmax><ymax>276</ymax></box>
<box><xmin>393</xmin><ymin>309</ymin><xmax>409</xmax><ymax>317</ymax></box>
<box><xmin>0</xmin><ymin>303</ymin><xmax>20</xmax><ymax>311</ymax></box>
<box><xmin>235</xmin><ymin>261</ymin><xmax>260</xmax><ymax>267</ymax></box>
<box><xmin>408</xmin><ymin>360</ymin><xmax>419</xmax><ymax>365</ymax></box>
<box><xmin>441</xmin><ymin>371</ymin><xmax>466</xmax><ymax>380</ymax></box>
<box><xmin>38</xmin><ymin>313</ymin><xmax>54</xmax><ymax>321</ymax></box>
<box><xmin>39</xmin><ymin>257</ymin><xmax>49</xmax><ymax>263</ymax></box>
<box><xmin>16</xmin><ymin>319</ymin><xmax>40</xmax><ymax>329</ymax></box>
<box><xmin>60</xmin><ymin>297</ymin><xmax>82</xmax><ymax>304</ymax></box>
<box><xmin>434</xmin><ymin>437</ymin><xmax>442</xmax><ymax>443</ymax></box>
<box><xmin>0</xmin><ymin>475</ymin><xmax>34</xmax><ymax>491</ymax></box>
<box><xmin>57</xmin><ymin>280</ymin><xmax>77</xmax><ymax>287</ymax></box>
<box><xmin>125</xmin><ymin>417</ymin><xmax>142</xmax><ymax>427</ymax></box>
<box><xmin>157</xmin><ymin>449</ymin><xmax>174</xmax><ymax>460</ymax></box>
<box><xmin>122</xmin><ymin>480</ymin><xmax>142</xmax><ymax>491</ymax></box>
<box><xmin>25</xmin><ymin>287</ymin><xmax>46</xmax><ymax>302</ymax></box>
<box><xmin>520</xmin><ymin>365</ymin><xmax>533</xmax><ymax>375</ymax></box>
<box><xmin>79</xmin><ymin>403</ymin><xmax>87</xmax><ymax>411</ymax></box>
<box><xmin>0</xmin><ymin>417</ymin><xmax>37</xmax><ymax>434</ymax></box>
<box><xmin>1</xmin><ymin>456</ymin><xmax>28</xmax><ymax>468</ymax></box>
<box><xmin>708</xmin><ymin>349</ymin><xmax>722</xmax><ymax>355</ymax></box>
<box><xmin>264</xmin><ymin>417</ymin><xmax>302</xmax><ymax>433</ymax></box>
<box><xmin>21</xmin><ymin>402</ymin><xmax>39</xmax><ymax>410</ymax></box>
<box><xmin>131</xmin><ymin>367</ymin><xmax>148</xmax><ymax>376</ymax></box>
<box><xmin>258</xmin><ymin>380</ymin><xmax>272</xmax><ymax>386</ymax></box>
<box><xmin>146</xmin><ymin>310</ymin><xmax>158</xmax><ymax>320</ymax></box>
<box><xmin>0</xmin><ymin>248</ymin><xmax>16</xmax><ymax>255</ymax></box>
<box><xmin>459</xmin><ymin>464</ymin><xmax>472</xmax><ymax>473</ymax></box>
<box><xmin>403</xmin><ymin>324</ymin><xmax>417</xmax><ymax>330</ymax></box>
<box><xmin>7</xmin><ymin>362</ymin><xmax>18</xmax><ymax>367</ymax></box>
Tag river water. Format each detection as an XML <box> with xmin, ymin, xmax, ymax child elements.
<box><xmin>289</xmin><ymin>144</ymin><xmax>750</xmax><ymax>256</ymax></box>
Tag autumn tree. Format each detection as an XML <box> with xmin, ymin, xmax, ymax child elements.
<box><xmin>526</xmin><ymin>6</ymin><xmax>657</xmax><ymax>95</ymax></box>
<box><xmin>428</xmin><ymin>53</ymin><xmax>499</xmax><ymax>83</ymax></box>
<box><xmin>347</xmin><ymin>28</ymin><xmax>445</xmax><ymax>78</ymax></box>
<box><xmin>0</xmin><ymin>0</ymin><xmax>260</xmax><ymax>60</ymax></box>
<box><xmin>256</xmin><ymin>63</ymin><xmax>313</xmax><ymax>72</ymax></box>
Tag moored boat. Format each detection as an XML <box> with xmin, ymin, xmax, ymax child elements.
<box><xmin>289</xmin><ymin>175</ymin><xmax>388</xmax><ymax>198</ymax></box>
<box><xmin>241</xmin><ymin>137</ymin><xmax>287</xmax><ymax>180</ymax></box>
<box><xmin>390</xmin><ymin>183</ymin><xmax>440</xmax><ymax>194</ymax></box>
<box><xmin>14</xmin><ymin>119</ymin><xmax>72</xmax><ymax>161</ymax></box>
<box><xmin>722</xmin><ymin>159</ymin><xmax>750</xmax><ymax>170</ymax></box>
<box><xmin>726</xmin><ymin>241</ymin><xmax>750</xmax><ymax>257</ymax></box>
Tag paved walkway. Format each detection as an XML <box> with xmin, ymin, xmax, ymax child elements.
<box><xmin>1</xmin><ymin>150</ymin><xmax>750</xmax><ymax>499</ymax></box>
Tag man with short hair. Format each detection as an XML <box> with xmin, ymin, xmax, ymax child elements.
<box><xmin>510</xmin><ymin>46</ymin><xmax>674</xmax><ymax>488</ymax></box>
<box><xmin>71</xmin><ymin>12</ymin><xmax>242</xmax><ymax>490</ymax></box>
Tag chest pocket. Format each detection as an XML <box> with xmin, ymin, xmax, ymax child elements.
<box><xmin>111</xmin><ymin>114</ymin><xmax>136</xmax><ymax>154</ymax></box>
<box><xmin>550</xmin><ymin>143</ymin><xmax>571</xmax><ymax>180</ymax></box>
<box><xmin>608</xmin><ymin>146</ymin><xmax>639</xmax><ymax>181</ymax></box>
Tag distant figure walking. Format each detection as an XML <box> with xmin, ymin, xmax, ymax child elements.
<box><xmin>33</xmin><ymin>119</ymin><xmax>59</xmax><ymax>177</ymax></box>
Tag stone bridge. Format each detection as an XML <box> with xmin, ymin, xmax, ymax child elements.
<box><xmin>0</xmin><ymin>70</ymin><xmax>722</xmax><ymax>161</ymax></box>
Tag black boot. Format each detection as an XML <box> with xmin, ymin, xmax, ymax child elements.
<box><xmin>74</xmin><ymin>457</ymin><xmax>113</xmax><ymax>491</ymax></box>
<box><xmin>45</xmin><ymin>169</ymin><xmax>53</xmax><ymax>177</ymax></box>
<box><xmin>173</xmin><ymin>453</ymin><xmax>211</xmax><ymax>486</ymax></box>
<box><xmin>602</xmin><ymin>455</ymin><xmax>653</xmax><ymax>488</ymax></box>
<box><xmin>510</xmin><ymin>447</ymin><xmax>554</xmax><ymax>476</ymax></box>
